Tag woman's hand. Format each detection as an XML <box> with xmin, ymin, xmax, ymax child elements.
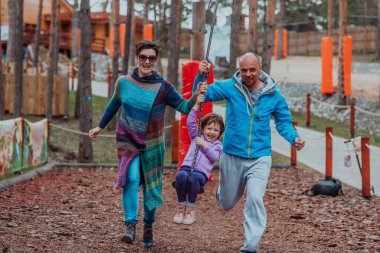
<box><xmin>89</xmin><ymin>127</ymin><xmax>103</xmax><ymax>139</ymax></box>
<box><xmin>196</xmin><ymin>94</ymin><xmax>205</xmax><ymax>105</ymax></box>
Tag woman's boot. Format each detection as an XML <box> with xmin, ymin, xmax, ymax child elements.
<box><xmin>121</xmin><ymin>223</ymin><xmax>136</xmax><ymax>244</ymax></box>
<box><xmin>141</xmin><ymin>223</ymin><xmax>153</xmax><ymax>249</ymax></box>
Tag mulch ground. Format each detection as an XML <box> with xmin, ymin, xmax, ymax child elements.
<box><xmin>1</xmin><ymin>164</ymin><xmax>379</xmax><ymax>253</ymax></box>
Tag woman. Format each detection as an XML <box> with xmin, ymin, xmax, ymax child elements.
<box><xmin>89</xmin><ymin>41</ymin><xmax>204</xmax><ymax>249</ymax></box>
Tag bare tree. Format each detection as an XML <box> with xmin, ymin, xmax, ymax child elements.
<box><xmin>153</xmin><ymin>0</ymin><xmax>163</xmax><ymax>72</ymax></box>
<box><xmin>337</xmin><ymin>0</ymin><xmax>347</xmax><ymax>105</ymax></box>
<box><xmin>229</xmin><ymin>0</ymin><xmax>242</xmax><ymax>76</ymax></box>
<box><xmin>0</xmin><ymin>0</ymin><xmax>4</xmax><ymax>115</ymax></box>
<box><xmin>328</xmin><ymin>0</ymin><xmax>334</xmax><ymax>37</ymax></box>
<box><xmin>33</xmin><ymin>0</ymin><xmax>43</xmax><ymax>67</ymax></box>
<box><xmin>165</xmin><ymin>0</ymin><xmax>182</xmax><ymax>146</ymax></box>
<box><xmin>191</xmin><ymin>1</ymin><xmax>205</xmax><ymax>60</ymax></box>
<box><xmin>69</xmin><ymin>0</ymin><xmax>79</xmax><ymax>59</ymax></box>
<box><xmin>144</xmin><ymin>0</ymin><xmax>149</xmax><ymax>26</ymax></box>
<box><xmin>78</xmin><ymin>0</ymin><xmax>93</xmax><ymax>162</ymax></box>
<box><xmin>122</xmin><ymin>0</ymin><xmax>134</xmax><ymax>74</ymax></box>
<box><xmin>108</xmin><ymin>0</ymin><xmax>120</xmax><ymax>130</ymax></box>
<box><xmin>247</xmin><ymin>0</ymin><xmax>258</xmax><ymax>53</ymax></box>
<box><xmin>7</xmin><ymin>0</ymin><xmax>24</xmax><ymax>117</ymax></box>
<box><xmin>46</xmin><ymin>0</ymin><xmax>59</xmax><ymax>120</ymax></box>
<box><xmin>262</xmin><ymin>0</ymin><xmax>276</xmax><ymax>74</ymax></box>
<box><xmin>129</xmin><ymin>7</ymin><xmax>136</xmax><ymax>67</ymax></box>
<box><xmin>376</xmin><ymin>0</ymin><xmax>380</xmax><ymax>60</ymax></box>
<box><xmin>277</xmin><ymin>0</ymin><xmax>285</xmax><ymax>60</ymax></box>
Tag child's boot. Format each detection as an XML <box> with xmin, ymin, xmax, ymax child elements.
<box><xmin>183</xmin><ymin>207</ymin><xmax>196</xmax><ymax>225</ymax></box>
<box><xmin>141</xmin><ymin>222</ymin><xmax>153</xmax><ymax>249</ymax></box>
<box><xmin>121</xmin><ymin>223</ymin><xmax>136</xmax><ymax>244</ymax></box>
<box><xmin>173</xmin><ymin>204</ymin><xmax>186</xmax><ymax>224</ymax></box>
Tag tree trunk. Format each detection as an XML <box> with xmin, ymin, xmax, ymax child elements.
<box><xmin>46</xmin><ymin>0</ymin><xmax>58</xmax><ymax>120</ymax></box>
<box><xmin>328</xmin><ymin>0</ymin><xmax>334</xmax><ymax>37</ymax></box>
<box><xmin>144</xmin><ymin>0</ymin><xmax>149</xmax><ymax>26</ymax></box>
<box><xmin>70</xmin><ymin>0</ymin><xmax>79</xmax><ymax>59</ymax></box>
<box><xmin>337</xmin><ymin>0</ymin><xmax>347</xmax><ymax>105</ymax></box>
<box><xmin>7</xmin><ymin>0</ymin><xmax>24</xmax><ymax>117</ymax></box>
<box><xmin>109</xmin><ymin>0</ymin><xmax>120</xmax><ymax>130</ymax></box>
<box><xmin>0</xmin><ymin>0</ymin><xmax>3</xmax><ymax>115</ymax></box>
<box><xmin>247</xmin><ymin>0</ymin><xmax>258</xmax><ymax>53</ymax></box>
<box><xmin>78</xmin><ymin>0</ymin><xmax>93</xmax><ymax>162</ymax></box>
<box><xmin>262</xmin><ymin>0</ymin><xmax>276</xmax><ymax>74</ymax></box>
<box><xmin>129</xmin><ymin>10</ymin><xmax>136</xmax><ymax>67</ymax></box>
<box><xmin>33</xmin><ymin>0</ymin><xmax>43</xmax><ymax>67</ymax></box>
<box><xmin>191</xmin><ymin>1</ymin><xmax>205</xmax><ymax>60</ymax></box>
<box><xmin>165</xmin><ymin>0</ymin><xmax>182</xmax><ymax>147</ymax></box>
<box><xmin>376</xmin><ymin>0</ymin><xmax>380</xmax><ymax>60</ymax></box>
<box><xmin>229</xmin><ymin>0</ymin><xmax>242</xmax><ymax>76</ymax></box>
<box><xmin>277</xmin><ymin>0</ymin><xmax>285</xmax><ymax>60</ymax></box>
<box><xmin>153</xmin><ymin>1</ymin><xmax>163</xmax><ymax>72</ymax></box>
<box><xmin>122</xmin><ymin>0</ymin><xmax>134</xmax><ymax>74</ymax></box>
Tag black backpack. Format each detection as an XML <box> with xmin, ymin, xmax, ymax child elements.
<box><xmin>306</xmin><ymin>179</ymin><xmax>343</xmax><ymax>197</ymax></box>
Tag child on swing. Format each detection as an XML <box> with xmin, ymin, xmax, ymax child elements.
<box><xmin>173</xmin><ymin>94</ymin><xmax>224</xmax><ymax>225</ymax></box>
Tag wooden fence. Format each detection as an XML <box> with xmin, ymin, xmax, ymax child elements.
<box><xmin>4</xmin><ymin>73</ymin><xmax>69</xmax><ymax>116</ymax></box>
<box><xmin>240</xmin><ymin>26</ymin><xmax>377</xmax><ymax>56</ymax></box>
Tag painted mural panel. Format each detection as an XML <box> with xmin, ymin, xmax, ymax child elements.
<box><xmin>0</xmin><ymin>118</ymin><xmax>23</xmax><ymax>176</ymax></box>
<box><xmin>23</xmin><ymin>119</ymin><xmax>48</xmax><ymax>168</ymax></box>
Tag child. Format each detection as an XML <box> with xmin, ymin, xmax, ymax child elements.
<box><xmin>173</xmin><ymin>94</ymin><xmax>224</xmax><ymax>225</ymax></box>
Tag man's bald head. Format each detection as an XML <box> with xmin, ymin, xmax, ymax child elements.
<box><xmin>239</xmin><ymin>52</ymin><xmax>261</xmax><ymax>67</ymax></box>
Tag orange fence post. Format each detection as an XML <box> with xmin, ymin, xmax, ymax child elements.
<box><xmin>71</xmin><ymin>62</ymin><xmax>75</xmax><ymax>90</ymax></box>
<box><xmin>325</xmin><ymin>127</ymin><xmax>333</xmax><ymax>180</ymax></box>
<box><xmin>306</xmin><ymin>93</ymin><xmax>311</xmax><ymax>127</ymax></box>
<box><xmin>92</xmin><ymin>62</ymin><xmax>96</xmax><ymax>80</ymax></box>
<box><xmin>361</xmin><ymin>137</ymin><xmax>371</xmax><ymax>198</ymax></box>
<box><xmin>343</xmin><ymin>35</ymin><xmax>352</xmax><ymax>97</ymax></box>
<box><xmin>171</xmin><ymin>120</ymin><xmax>179</xmax><ymax>164</ymax></box>
<box><xmin>321</xmin><ymin>36</ymin><xmax>333</xmax><ymax>95</ymax></box>
<box><xmin>107</xmin><ymin>63</ymin><xmax>111</xmax><ymax>97</ymax></box>
<box><xmin>350</xmin><ymin>99</ymin><xmax>355</xmax><ymax>138</ymax></box>
<box><xmin>291</xmin><ymin>122</ymin><xmax>297</xmax><ymax>166</ymax></box>
<box><xmin>144</xmin><ymin>24</ymin><xmax>153</xmax><ymax>41</ymax></box>
<box><xmin>283</xmin><ymin>29</ymin><xmax>288</xmax><ymax>57</ymax></box>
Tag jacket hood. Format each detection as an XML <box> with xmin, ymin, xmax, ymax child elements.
<box><xmin>232</xmin><ymin>70</ymin><xmax>276</xmax><ymax>114</ymax></box>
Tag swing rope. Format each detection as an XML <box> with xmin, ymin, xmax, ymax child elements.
<box><xmin>172</xmin><ymin>0</ymin><xmax>219</xmax><ymax>193</ymax></box>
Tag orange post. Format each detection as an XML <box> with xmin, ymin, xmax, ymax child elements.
<box><xmin>350</xmin><ymin>99</ymin><xmax>355</xmax><ymax>138</ymax></box>
<box><xmin>107</xmin><ymin>63</ymin><xmax>111</xmax><ymax>97</ymax></box>
<box><xmin>120</xmin><ymin>23</ymin><xmax>126</xmax><ymax>57</ymax></box>
<box><xmin>343</xmin><ymin>35</ymin><xmax>352</xmax><ymax>96</ymax></box>
<box><xmin>291</xmin><ymin>122</ymin><xmax>297</xmax><ymax>166</ymax></box>
<box><xmin>325</xmin><ymin>127</ymin><xmax>333</xmax><ymax>180</ymax></box>
<box><xmin>306</xmin><ymin>93</ymin><xmax>311</xmax><ymax>127</ymax></box>
<box><xmin>361</xmin><ymin>137</ymin><xmax>371</xmax><ymax>198</ymax></box>
<box><xmin>321</xmin><ymin>36</ymin><xmax>333</xmax><ymax>95</ymax></box>
<box><xmin>144</xmin><ymin>24</ymin><xmax>153</xmax><ymax>41</ymax></box>
<box><xmin>274</xmin><ymin>29</ymin><xmax>279</xmax><ymax>58</ymax></box>
<box><xmin>171</xmin><ymin>120</ymin><xmax>179</xmax><ymax>163</ymax></box>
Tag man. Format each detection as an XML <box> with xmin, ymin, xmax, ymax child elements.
<box><xmin>193</xmin><ymin>53</ymin><xmax>305</xmax><ymax>253</ymax></box>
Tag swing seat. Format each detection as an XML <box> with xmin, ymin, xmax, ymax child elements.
<box><xmin>172</xmin><ymin>180</ymin><xmax>205</xmax><ymax>194</ymax></box>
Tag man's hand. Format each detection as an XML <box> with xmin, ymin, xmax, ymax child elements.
<box><xmin>199</xmin><ymin>60</ymin><xmax>211</xmax><ymax>75</ymax></box>
<box><xmin>195</xmin><ymin>137</ymin><xmax>208</xmax><ymax>149</ymax></box>
<box><xmin>294</xmin><ymin>137</ymin><xmax>305</xmax><ymax>151</ymax></box>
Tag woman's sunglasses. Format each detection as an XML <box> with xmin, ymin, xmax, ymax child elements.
<box><xmin>138</xmin><ymin>54</ymin><xmax>157</xmax><ymax>63</ymax></box>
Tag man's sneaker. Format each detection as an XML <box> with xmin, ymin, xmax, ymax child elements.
<box><xmin>182</xmin><ymin>208</ymin><xmax>196</xmax><ymax>225</ymax></box>
<box><xmin>121</xmin><ymin>223</ymin><xmax>136</xmax><ymax>244</ymax></box>
<box><xmin>173</xmin><ymin>205</ymin><xmax>186</xmax><ymax>224</ymax></box>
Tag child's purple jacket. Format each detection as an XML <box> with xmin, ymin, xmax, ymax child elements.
<box><xmin>181</xmin><ymin>109</ymin><xmax>223</xmax><ymax>178</ymax></box>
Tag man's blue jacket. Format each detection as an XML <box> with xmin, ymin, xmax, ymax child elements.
<box><xmin>193</xmin><ymin>70</ymin><xmax>299</xmax><ymax>159</ymax></box>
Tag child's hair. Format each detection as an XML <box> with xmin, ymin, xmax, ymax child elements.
<box><xmin>201</xmin><ymin>113</ymin><xmax>225</xmax><ymax>137</ymax></box>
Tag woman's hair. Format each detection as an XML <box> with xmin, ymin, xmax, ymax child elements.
<box><xmin>135</xmin><ymin>40</ymin><xmax>161</xmax><ymax>56</ymax></box>
<box><xmin>201</xmin><ymin>113</ymin><xmax>225</xmax><ymax>137</ymax></box>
